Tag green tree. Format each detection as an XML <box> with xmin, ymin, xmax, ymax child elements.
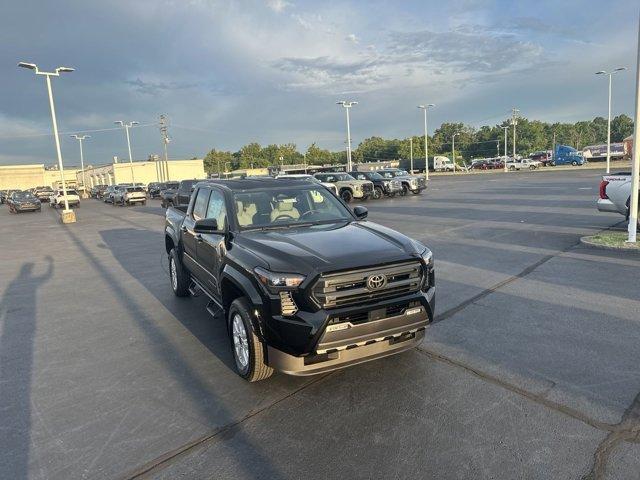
<box><xmin>203</xmin><ymin>148</ymin><xmax>233</xmax><ymax>175</ymax></box>
<box><xmin>611</xmin><ymin>114</ymin><xmax>634</xmax><ymax>142</ymax></box>
<box><xmin>305</xmin><ymin>143</ymin><xmax>333</xmax><ymax>165</ymax></box>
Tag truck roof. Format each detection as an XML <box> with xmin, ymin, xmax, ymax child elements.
<box><xmin>197</xmin><ymin>177</ymin><xmax>315</xmax><ymax>192</ymax></box>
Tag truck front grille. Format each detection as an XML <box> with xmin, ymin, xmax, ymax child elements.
<box><xmin>311</xmin><ymin>261</ymin><xmax>423</xmax><ymax>309</ymax></box>
<box><xmin>362</xmin><ymin>183</ymin><xmax>373</xmax><ymax>193</ymax></box>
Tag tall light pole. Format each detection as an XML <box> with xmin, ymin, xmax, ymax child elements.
<box><xmin>337</xmin><ymin>101</ymin><xmax>357</xmax><ymax>171</ymax></box>
<box><xmin>18</xmin><ymin>62</ymin><xmax>75</xmax><ymax>216</ymax></box>
<box><xmin>511</xmin><ymin>108</ymin><xmax>519</xmax><ymax>160</ymax></box>
<box><xmin>71</xmin><ymin>134</ymin><xmax>90</xmax><ymax>194</ymax></box>
<box><xmin>596</xmin><ymin>67</ymin><xmax>627</xmax><ymax>174</ymax></box>
<box><xmin>627</xmin><ymin>17</ymin><xmax>639</xmax><ymax>243</ymax></box>
<box><xmin>452</xmin><ymin>133</ymin><xmax>460</xmax><ymax>174</ymax></box>
<box><xmin>159</xmin><ymin>114</ymin><xmax>170</xmax><ymax>181</ymax></box>
<box><xmin>418</xmin><ymin>104</ymin><xmax>435</xmax><ymax>181</ymax></box>
<box><xmin>115</xmin><ymin>120</ymin><xmax>139</xmax><ymax>184</ymax></box>
<box><xmin>501</xmin><ymin>126</ymin><xmax>509</xmax><ymax>172</ymax></box>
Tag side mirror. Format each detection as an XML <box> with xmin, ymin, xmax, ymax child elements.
<box><xmin>193</xmin><ymin>218</ymin><xmax>219</xmax><ymax>233</ymax></box>
<box><xmin>353</xmin><ymin>206</ymin><xmax>368</xmax><ymax>219</ymax></box>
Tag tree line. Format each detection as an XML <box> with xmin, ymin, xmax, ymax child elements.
<box><xmin>203</xmin><ymin>114</ymin><xmax>634</xmax><ymax>173</ymax></box>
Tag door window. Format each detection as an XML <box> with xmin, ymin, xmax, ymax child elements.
<box><xmin>192</xmin><ymin>188</ymin><xmax>210</xmax><ymax>220</ymax></box>
<box><xmin>206</xmin><ymin>190</ymin><xmax>227</xmax><ymax>230</ymax></box>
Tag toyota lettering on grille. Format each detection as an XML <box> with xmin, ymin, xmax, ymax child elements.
<box><xmin>366</xmin><ymin>274</ymin><xmax>387</xmax><ymax>291</ymax></box>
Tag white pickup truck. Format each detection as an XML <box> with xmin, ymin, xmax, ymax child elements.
<box><xmin>49</xmin><ymin>189</ymin><xmax>80</xmax><ymax>208</ymax></box>
<box><xmin>506</xmin><ymin>158</ymin><xmax>541</xmax><ymax>171</ymax></box>
<box><xmin>597</xmin><ymin>172</ymin><xmax>637</xmax><ymax>221</ymax></box>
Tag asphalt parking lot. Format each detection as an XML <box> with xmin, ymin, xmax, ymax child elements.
<box><xmin>1</xmin><ymin>169</ymin><xmax>639</xmax><ymax>480</ymax></box>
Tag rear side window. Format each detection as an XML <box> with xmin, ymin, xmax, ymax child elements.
<box><xmin>192</xmin><ymin>188</ymin><xmax>210</xmax><ymax>220</ymax></box>
<box><xmin>206</xmin><ymin>190</ymin><xmax>227</xmax><ymax>230</ymax></box>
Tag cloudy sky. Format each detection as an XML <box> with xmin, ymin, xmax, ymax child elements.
<box><xmin>1</xmin><ymin>0</ymin><xmax>638</xmax><ymax>166</ymax></box>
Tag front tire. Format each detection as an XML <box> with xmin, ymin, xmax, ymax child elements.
<box><xmin>340</xmin><ymin>189</ymin><xmax>353</xmax><ymax>203</ymax></box>
<box><xmin>169</xmin><ymin>248</ymin><xmax>190</xmax><ymax>297</ymax></box>
<box><xmin>228</xmin><ymin>298</ymin><xmax>274</xmax><ymax>382</ymax></box>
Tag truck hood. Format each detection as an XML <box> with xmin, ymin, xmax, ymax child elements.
<box><xmin>235</xmin><ymin>221</ymin><xmax>421</xmax><ymax>274</ymax></box>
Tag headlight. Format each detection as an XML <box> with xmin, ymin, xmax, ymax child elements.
<box><xmin>421</xmin><ymin>248</ymin><xmax>433</xmax><ymax>267</ymax></box>
<box><xmin>254</xmin><ymin>267</ymin><xmax>305</xmax><ymax>292</ymax></box>
<box><xmin>383</xmin><ymin>181</ymin><xmax>390</xmax><ymax>187</ymax></box>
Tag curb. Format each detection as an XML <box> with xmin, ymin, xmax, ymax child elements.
<box><xmin>579</xmin><ymin>235</ymin><xmax>640</xmax><ymax>253</ymax></box>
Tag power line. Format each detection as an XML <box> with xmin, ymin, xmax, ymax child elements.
<box><xmin>0</xmin><ymin>122</ymin><xmax>157</xmax><ymax>139</ymax></box>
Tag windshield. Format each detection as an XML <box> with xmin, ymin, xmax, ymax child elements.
<box><xmin>165</xmin><ymin>182</ymin><xmax>179</xmax><ymax>189</ymax></box>
<box><xmin>58</xmin><ymin>190</ymin><xmax>78</xmax><ymax>195</ymax></box>
<box><xmin>315</xmin><ymin>173</ymin><xmax>354</xmax><ymax>182</ymax></box>
<box><xmin>14</xmin><ymin>192</ymin><xmax>37</xmax><ymax>200</ymax></box>
<box><xmin>126</xmin><ymin>187</ymin><xmax>144</xmax><ymax>192</ymax></box>
<box><xmin>368</xmin><ymin>172</ymin><xmax>384</xmax><ymax>180</ymax></box>
<box><xmin>234</xmin><ymin>187</ymin><xmax>352</xmax><ymax>229</ymax></box>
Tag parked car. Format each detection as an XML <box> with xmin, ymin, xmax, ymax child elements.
<box><xmin>597</xmin><ymin>172</ymin><xmax>638</xmax><ymax>222</ymax></box>
<box><xmin>275</xmin><ymin>174</ymin><xmax>339</xmax><ymax>195</ymax></box>
<box><xmin>103</xmin><ymin>185</ymin><xmax>120</xmax><ymax>203</ymax></box>
<box><xmin>7</xmin><ymin>191</ymin><xmax>41</xmax><ymax>213</ymax></box>
<box><xmin>552</xmin><ymin>145</ymin><xmax>585</xmax><ymax>166</ymax></box>
<box><xmin>32</xmin><ymin>186</ymin><xmax>54</xmax><ymax>202</ymax></box>
<box><xmin>164</xmin><ymin>177</ymin><xmax>435</xmax><ymax>381</ymax></box>
<box><xmin>112</xmin><ymin>186</ymin><xmax>147</xmax><ymax>206</ymax></box>
<box><xmin>0</xmin><ymin>190</ymin><xmax>18</xmax><ymax>204</ymax></box>
<box><xmin>529</xmin><ymin>151</ymin><xmax>554</xmax><ymax>166</ymax></box>
<box><xmin>377</xmin><ymin>169</ymin><xmax>426</xmax><ymax>196</ymax></box>
<box><xmin>90</xmin><ymin>184</ymin><xmax>109</xmax><ymax>199</ymax></box>
<box><xmin>160</xmin><ymin>182</ymin><xmax>179</xmax><ymax>208</ymax></box>
<box><xmin>506</xmin><ymin>158</ymin><xmax>541</xmax><ymax>171</ymax></box>
<box><xmin>348</xmin><ymin>171</ymin><xmax>402</xmax><ymax>199</ymax></box>
<box><xmin>160</xmin><ymin>179</ymin><xmax>206</xmax><ymax>208</ymax></box>
<box><xmin>50</xmin><ymin>189</ymin><xmax>80</xmax><ymax>208</ymax></box>
<box><xmin>313</xmin><ymin>172</ymin><xmax>374</xmax><ymax>203</ymax></box>
<box><xmin>471</xmin><ymin>159</ymin><xmax>491</xmax><ymax>170</ymax></box>
<box><xmin>148</xmin><ymin>182</ymin><xmax>165</xmax><ymax>198</ymax></box>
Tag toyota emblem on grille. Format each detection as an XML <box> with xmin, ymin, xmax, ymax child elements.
<box><xmin>366</xmin><ymin>274</ymin><xmax>387</xmax><ymax>290</ymax></box>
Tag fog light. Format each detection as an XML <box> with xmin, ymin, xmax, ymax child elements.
<box><xmin>280</xmin><ymin>291</ymin><xmax>298</xmax><ymax>316</ymax></box>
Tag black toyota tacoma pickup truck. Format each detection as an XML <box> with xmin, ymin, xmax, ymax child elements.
<box><xmin>165</xmin><ymin>178</ymin><xmax>435</xmax><ymax>381</ymax></box>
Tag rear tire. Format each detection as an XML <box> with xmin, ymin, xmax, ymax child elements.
<box><xmin>411</xmin><ymin>189</ymin><xmax>421</xmax><ymax>195</ymax></box>
<box><xmin>571</xmin><ymin>161</ymin><xmax>578</xmax><ymax>166</ymax></box>
<box><xmin>400</xmin><ymin>184</ymin><xmax>408</xmax><ymax>196</ymax></box>
<box><xmin>169</xmin><ymin>248</ymin><xmax>190</xmax><ymax>297</ymax></box>
<box><xmin>373</xmin><ymin>186</ymin><xmax>383</xmax><ymax>199</ymax></box>
<box><xmin>228</xmin><ymin>297</ymin><xmax>274</xmax><ymax>382</ymax></box>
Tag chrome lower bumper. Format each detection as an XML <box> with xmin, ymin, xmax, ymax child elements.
<box><xmin>267</xmin><ymin>305</ymin><xmax>429</xmax><ymax>376</ymax></box>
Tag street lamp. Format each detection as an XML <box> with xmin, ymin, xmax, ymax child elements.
<box><xmin>501</xmin><ymin>126</ymin><xmax>509</xmax><ymax>172</ymax></box>
<box><xmin>114</xmin><ymin>120</ymin><xmax>139</xmax><ymax>184</ymax></box>
<box><xmin>452</xmin><ymin>133</ymin><xmax>460</xmax><ymax>174</ymax></box>
<box><xmin>70</xmin><ymin>134</ymin><xmax>90</xmax><ymax>194</ymax></box>
<box><xmin>337</xmin><ymin>101</ymin><xmax>357</xmax><ymax>171</ymax></box>
<box><xmin>18</xmin><ymin>62</ymin><xmax>75</xmax><ymax>217</ymax></box>
<box><xmin>596</xmin><ymin>67</ymin><xmax>627</xmax><ymax>174</ymax></box>
<box><xmin>417</xmin><ymin>104</ymin><xmax>435</xmax><ymax>181</ymax></box>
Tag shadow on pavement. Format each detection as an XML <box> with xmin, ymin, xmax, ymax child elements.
<box><xmin>0</xmin><ymin>257</ymin><xmax>53</xmax><ymax>480</ymax></box>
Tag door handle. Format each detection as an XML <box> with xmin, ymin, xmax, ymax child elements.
<box><xmin>180</xmin><ymin>226</ymin><xmax>187</xmax><ymax>232</ymax></box>
<box><xmin>195</xmin><ymin>234</ymin><xmax>203</xmax><ymax>242</ymax></box>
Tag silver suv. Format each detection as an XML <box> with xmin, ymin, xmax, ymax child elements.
<box><xmin>378</xmin><ymin>169</ymin><xmax>426</xmax><ymax>196</ymax></box>
<box><xmin>113</xmin><ymin>186</ymin><xmax>147</xmax><ymax>206</ymax></box>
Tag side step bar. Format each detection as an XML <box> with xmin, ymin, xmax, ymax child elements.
<box><xmin>188</xmin><ymin>282</ymin><xmax>203</xmax><ymax>297</ymax></box>
<box><xmin>206</xmin><ymin>300</ymin><xmax>222</xmax><ymax>318</ymax></box>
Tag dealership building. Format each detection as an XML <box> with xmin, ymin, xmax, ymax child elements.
<box><xmin>79</xmin><ymin>158</ymin><xmax>205</xmax><ymax>188</ymax></box>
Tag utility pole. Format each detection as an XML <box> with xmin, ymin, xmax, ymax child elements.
<box><xmin>627</xmin><ymin>16</ymin><xmax>639</xmax><ymax>243</ymax></box>
<box><xmin>115</xmin><ymin>120</ymin><xmax>139</xmax><ymax>184</ymax></box>
<box><xmin>418</xmin><ymin>104</ymin><xmax>434</xmax><ymax>181</ymax></box>
<box><xmin>410</xmin><ymin>137</ymin><xmax>414</xmax><ymax>173</ymax></box>
<box><xmin>71</xmin><ymin>134</ymin><xmax>90</xmax><ymax>195</ymax></box>
<box><xmin>159</xmin><ymin>115</ymin><xmax>171</xmax><ymax>181</ymax></box>
<box><xmin>502</xmin><ymin>126</ymin><xmax>509</xmax><ymax>172</ymax></box>
<box><xmin>337</xmin><ymin>101</ymin><xmax>357</xmax><ymax>171</ymax></box>
<box><xmin>18</xmin><ymin>62</ymin><xmax>75</xmax><ymax>219</ymax></box>
<box><xmin>511</xmin><ymin>108</ymin><xmax>519</xmax><ymax>160</ymax></box>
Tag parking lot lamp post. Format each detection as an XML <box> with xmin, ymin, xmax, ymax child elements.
<box><xmin>337</xmin><ymin>101</ymin><xmax>357</xmax><ymax>171</ymax></box>
<box><xmin>71</xmin><ymin>134</ymin><xmax>90</xmax><ymax>194</ymax></box>
<box><xmin>18</xmin><ymin>62</ymin><xmax>74</xmax><ymax>212</ymax></box>
<box><xmin>596</xmin><ymin>68</ymin><xmax>627</xmax><ymax>174</ymax></box>
<box><xmin>418</xmin><ymin>104</ymin><xmax>435</xmax><ymax>181</ymax></box>
<box><xmin>452</xmin><ymin>133</ymin><xmax>460</xmax><ymax>174</ymax></box>
<box><xmin>115</xmin><ymin>120</ymin><xmax>139</xmax><ymax>184</ymax></box>
<box><xmin>501</xmin><ymin>126</ymin><xmax>509</xmax><ymax>172</ymax></box>
<box><xmin>627</xmin><ymin>21</ymin><xmax>639</xmax><ymax>243</ymax></box>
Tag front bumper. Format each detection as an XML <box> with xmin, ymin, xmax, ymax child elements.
<box><xmin>265</xmin><ymin>287</ymin><xmax>434</xmax><ymax>375</ymax></box>
<box><xmin>15</xmin><ymin>204</ymin><xmax>40</xmax><ymax>211</ymax></box>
